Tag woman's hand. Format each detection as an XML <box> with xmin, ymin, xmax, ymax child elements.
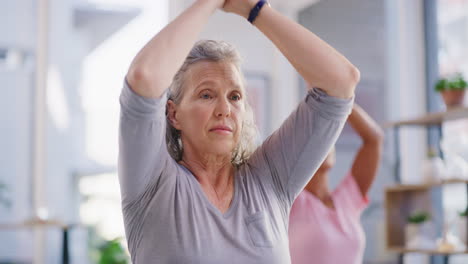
<box><xmin>222</xmin><ymin>0</ymin><xmax>258</xmax><ymax>19</ymax></box>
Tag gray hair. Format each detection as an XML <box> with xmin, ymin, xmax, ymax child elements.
<box><xmin>165</xmin><ymin>40</ymin><xmax>258</xmax><ymax>166</ymax></box>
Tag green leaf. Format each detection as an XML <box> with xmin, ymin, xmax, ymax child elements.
<box><xmin>407</xmin><ymin>211</ymin><xmax>430</xmax><ymax>224</ymax></box>
<box><xmin>435</xmin><ymin>73</ymin><xmax>468</xmax><ymax>91</ymax></box>
<box><xmin>98</xmin><ymin>238</ymin><xmax>129</xmax><ymax>264</ymax></box>
<box><xmin>435</xmin><ymin>78</ymin><xmax>449</xmax><ymax>92</ymax></box>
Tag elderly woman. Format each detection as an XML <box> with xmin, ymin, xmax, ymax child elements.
<box><xmin>289</xmin><ymin>104</ymin><xmax>384</xmax><ymax>264</ymax></box>
<box><xmin>118</xmin><ymin>0</ymin><xmax>359</xmax><ymax>263</ymax></box>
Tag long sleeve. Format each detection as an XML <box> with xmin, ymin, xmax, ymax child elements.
<box><xmin>248</xmin><ymin>88</ymin><xmax>353</xmax><ymax>205</ymax></box>
<box><xmin>118</xmin><ymin>80</ymin><xmax>176</xmax><ymax>205</ymax></box>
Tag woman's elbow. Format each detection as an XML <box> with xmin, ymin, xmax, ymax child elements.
<box><xmin>344</xmin><ymin>65</ymin><xmax>360</xmax><ymax>91</ymax></box>
<box><xmin>127</xmin><ymin>64</ymin><xmax>150</xmax><ymax>87</ymax></box>
<box><xmin>375</xmin><ymin>128</ymin><xmax>385</xmax><ymax>145</ymax></box>
<box><xmin>349</xmin><ymin>65</ymin><xmax>361</xmax><ymax>86</ymax></box>
<box><xmin>337</xmin><ymin>65</ymin><xmax>360</xmax><ymax>98</ymax></box>
<box><xmin>368</xmin><ymin>127</ymin><xmax>385</xmax><ymax>146</ymax></box>
<box><xmin>126</xmin><ymin>65</ymin><xmax>166</xmax><ymax>98</ymax></box>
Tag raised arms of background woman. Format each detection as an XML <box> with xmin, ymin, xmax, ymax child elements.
<box><xmin>349</xmin><ymin>104</ymin><xmax>384</xmax><ymax>196</ymax></box>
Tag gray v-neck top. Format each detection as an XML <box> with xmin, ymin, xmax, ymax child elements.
<box><xmin>118</xmin><ymin>80</ymin><xmax>353</xmax><ymax>264</ymax></box>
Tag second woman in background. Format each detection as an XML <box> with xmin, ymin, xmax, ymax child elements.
<box><xmin>289</xmin><ymin>104</ymin><xmax>384</xmax><ymax>264</ymax></box>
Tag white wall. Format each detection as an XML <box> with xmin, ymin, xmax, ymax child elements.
<box><xmin>0</xmin><ymin>64</ymin><xmax>35</xmax><ymax>263</ymax></box>
<box><xmin>0</xmin><ymin>0</ymin><xmax>149</xmax><ymax>263</ymax></box>
<box><xmin>0</xmin><ymin>0</ymin><xmax>35</xmax><ymax>50</ymax></box>
<box><xmin>0</xmin><ymin>1</ymin><xmax>39</xmax><ymax>263</ymax></box>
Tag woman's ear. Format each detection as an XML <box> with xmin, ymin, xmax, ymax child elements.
<box><xmin>167</xmin><ymin>100</ymin><xmax>181</xmax><ymax>130</ymax></box>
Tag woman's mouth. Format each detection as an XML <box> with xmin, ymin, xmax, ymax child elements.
<box><xmin>210</xmin><ymin>125</ymin><xmax>233</xmax><ymax>134</ymax></box>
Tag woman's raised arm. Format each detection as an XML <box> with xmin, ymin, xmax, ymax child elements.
<box><xmin>224</xmin><ymin>0</ymin><xmax>360</xmax><ymax>99</ymax></box>
<box><xmin>349</xmin><ymin>104</ymin><xmax>384</xmax><ymax>196</ymax></box>
<box><xmin>126</xmin><ymin>0</ymin><xmax>224</xmax><ymax>98</ymax></box>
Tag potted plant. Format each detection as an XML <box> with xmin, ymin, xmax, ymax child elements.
<box><xmin>89</xmin><ymin>227</ymin><xmax>129</xmax><ymax>264</ymax></box>
<box><xmin>435</xmin><ymin>73</ymin><xmax>467</xmax><ymax>109</ymax></box>
<box><xmin>97</xmin><ymin>238</ymin><xmax>129</xmax><ymax>264</ymax></box>
<box><xmin>406</xmin><ymin>211</ymin><xmax>431</xmax><ymax>248</ymax></box>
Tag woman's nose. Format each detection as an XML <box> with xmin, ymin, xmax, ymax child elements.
<box><xmin>215</xmin><ymin>98</ymin><xmax>231</xmax><ymax>117</ymax></box>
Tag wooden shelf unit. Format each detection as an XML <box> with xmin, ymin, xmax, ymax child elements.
<box><xmin>387</xmin><ymin>179</ymin><xmax>468</xmax><ymax>192</ymax></box>
<box><xmin>384</xmin><ymin>108</ymin><xmax>468</xmax><ymax>263</ymax></box>
<box><xmin>385</xmin><ymin>106</ymin><xmax>468</xmax><ymax>128</ymax></box>
<box><xmin>388</xmin><ymin>247</ymin><xmax>468</xmax><ymax>255</ymax></box>
<box><xmin>385</xmin><ymin>186</ymin><xmax>434</xmax><ymax>250</ymax></box>
<box><xmin>385</xmin><ymin>180</ymin><xmax>468</xmax><ymax>252</ymax></box>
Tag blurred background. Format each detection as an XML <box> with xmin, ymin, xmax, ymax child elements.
<box><xmin>1</xmin><ymin>0</ymin><xmax>468</xmax><ymax>263</ymax></box>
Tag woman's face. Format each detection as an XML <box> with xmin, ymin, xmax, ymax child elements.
<box><xmin>168</xmin><ymin>61</ymin><xmax>246</xmax><ymax>159</ymax></box>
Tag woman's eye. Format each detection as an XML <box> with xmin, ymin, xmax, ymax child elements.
<box><xmin>200</xmin><ymin>93</ymin><xmax>212</xmax><ymax>99</ymax></box>
<box><xmin>230</xmin><ymin>94</ymin><xmax>241</xmax><ymax>101</ymax></box>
